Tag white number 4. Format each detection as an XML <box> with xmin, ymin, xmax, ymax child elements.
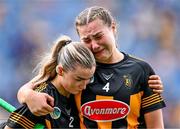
<box><xmin>102</xmin><ymin>82</ymin><xmax>110</xmax><ymax>92</ymax></box>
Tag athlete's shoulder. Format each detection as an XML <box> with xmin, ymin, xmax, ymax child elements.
<box><xmin>126</xmin><ymin>54</ymin><xmax>155</xmax><ymax>77</ymax></box>
<box><xmin>127</xmin><ymin>54</ymin><xmax>152</xmax><ymax>69</ymax></box>
<box><xmin>127</xmin><ymin>54</ymin><xmax>146</xmax><ymax>63</ymax></box>
<box><xmin>34</xmin><ymin>82</ymin><xmax>49</xmax><ymax>92</ymax></box>
<box><xmin>34</xmin><ymin>81</ymin><xmax>57</xmax><ymax>96</ymax></box>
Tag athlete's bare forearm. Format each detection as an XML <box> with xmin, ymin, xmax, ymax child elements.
<box><xmin>17</xmin><ymin>82</ymin><xmax>36</xmax><ymax>104</ymax></box>
<box><xmin>144</xmin><ymin>109</ymin><xmax>164</xmax><ymax>129</ymax></box>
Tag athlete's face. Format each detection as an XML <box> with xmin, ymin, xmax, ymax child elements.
<box><xmin>61</xmin><ymin>65</ymin><xmax>95</xmax><ymax>94</ymax></box>
<box><xmin>77</xmin><ymin>19</ymin><xmax>117</xmax><ymax>63</ymax></box>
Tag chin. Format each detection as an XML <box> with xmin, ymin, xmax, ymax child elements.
<box><xmin>72</xmin><ymin>91</ymin><xmax>80</xmax><ymax>95</ymax></box>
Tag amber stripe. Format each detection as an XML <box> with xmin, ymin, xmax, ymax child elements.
<box><xmin>74</xmin><ymin>92</ymin><xmax>87</xmax><ymax>129</ymax></box>
<box><xmin>127</xmin><ymin>92</ymin><xmax>143</xmax><ymax>129</ymax></box>
<box><xmin>11</xmin><ymin>112</ymin><xmax>34</xmax><ymax>125</ymax></box>
<box><xmin>142</xmin><ymin>95</ymin><xmax>162</xmax><ymax>103</ymax></box>
<box><xmin>142</xmin><ymin>99</ymin><xmax>163</xmax><ymax>108</ymax></box>
<box><xmin>142</xmin><ymin>97</ymin><xmax>162</xmax><ymax>106</ymax></box>
<box><xmin>142</xmin><ymin>94</ymin><xmax>158</xmax><ymax>101</ymax></box>
<box><xmin>45</xmin><ymin>119</ymin><xmax>52</xmax><ymax>129</ymax></box>
<box><xmin>9</xmin><ymin>117</ymin><xmax>33</xmax><ymax>129</ymax></box>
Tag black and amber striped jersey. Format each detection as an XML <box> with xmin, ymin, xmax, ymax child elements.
<box><xmin>75</xmin><ymin>52</ymin><xmax>166</xmax><ymax>129</ymax></box>
<box><xmin>6</xmin><ymin>82</ymin><xmax>79</xmax><ymax>129</ymax></box>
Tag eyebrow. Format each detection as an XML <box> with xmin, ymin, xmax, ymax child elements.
<box><xmin>76</xmin><ymin>75</ymin><xmax>93</xmax><ymax>80</ymax></box>
<box><xmin>92</xmin><ymin>32</ymin><xmax>102</xmax><ymax>37</ymax></box>
<box><xmin>81</xmin><ymin>32</ymin><xmax>102</xmax><ymax>40</ymax></box>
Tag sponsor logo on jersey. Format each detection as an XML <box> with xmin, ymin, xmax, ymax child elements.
<box><xmin>50</xmin><ymin>107</ymin><xmax>61</xmax><ymax>119</ymax></box>
<box><xmin>123</xmin><ymin>74</ymin><xmax>133</xmax><ymax>88</ymax></box>
<box><xmin>81</xmin><ymin>100</ymin><xmax>130</xmax><ymax>122</ymax></box>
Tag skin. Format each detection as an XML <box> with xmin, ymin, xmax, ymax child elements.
<box><xmin>16</xmin><ymin>18</ymin><xmax>164</xmax><ymax>127</ymax></box>
<box><xmin>148</xmin><ymin>75</ymin><xmax>163</xmax><ymax>93</ymax></box>
<box><xmin>77</xmin><ymin>19</ymin><xmax>122</xmax><ymax>64</ymax></box>
<box><xmin>4</xmin><ymin>65</ymin><xmax>95</xmax><ymax>129</ymax></box>
<box><xmin>54</xmin><ymin>64</ymin><xmax>95</xmax><ymax>95</ymax></box>
<box><xmin>20</xmin><ymin>65</ymin><xmax>95</xmax><ymax>116</ymax></box>
<box><xmin>144</xmin><ymin>109</ymin><xmax>164</xmax><ymax>128</ymax></box>
<box><xmin>77</xmin><ymin>18</ymin><xmax>164</xmax><ymax>128</ymax></box>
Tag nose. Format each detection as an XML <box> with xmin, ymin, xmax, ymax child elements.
<box><xmin>91</xmin><ymin>40</ymin><xmax>100</xmax><ymax>52</ymax></box>
<box><xmin>79</xmin><ymin>80</ymin><xmax>89</xmax><ymax>90</ymax></box>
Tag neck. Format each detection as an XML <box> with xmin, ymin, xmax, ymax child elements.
<box><xmin>97</xmin><ymin>49</ymin><xmax>124</xmax><ymax>64</ymax></box>
<box><xmin>51</xmin><ymin>76</ymin><xmax>70</xmax><ymax>98</ymax></box>
<box><xmin>111</xmin><ymin>49</ymin><xmax>124</xmax><ymax>63</ymax></box>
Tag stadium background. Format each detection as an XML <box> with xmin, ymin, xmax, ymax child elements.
<box><xmin>0</xmin><ymin>0</ymin><xmax>179</xmax><ymax>128</ymax></box>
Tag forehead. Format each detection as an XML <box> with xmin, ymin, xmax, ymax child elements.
<box><xmin>68</xmin><ymin>65</ymin><xmax>95</xmax><ymax>79</ymax></box>
<box><xmin>78</xmin><ymin>19</ymin><xmax>107</xmax><ymax>38</ymax></box>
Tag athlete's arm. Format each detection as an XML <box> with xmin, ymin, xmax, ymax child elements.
<box><xmin>17</xmin><ymin>82</ymin><xmax>54</xmax><ymax>116</ymax></box>
<box><xmin>144</xmin><ymin>109</ymin><xmax>164</xmax><ymax>129</ymax></box>
<box><xmin>17</xmin><ymin>81</ymin><xmax>36</xmax><ymax>104</ymax></box>
<box><xmin>148</xmin><ymin>75</ymin><xmax>163</xmax><ymax>94</ymax></box>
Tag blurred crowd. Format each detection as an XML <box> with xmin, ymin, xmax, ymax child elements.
<box><xmin>0</xmin><ymin>0</ymin><xmax>179</xmax><ymax>128</ymax></box>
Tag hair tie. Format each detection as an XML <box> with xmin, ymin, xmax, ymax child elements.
<box><xmin>65</xmin><ymin>40</ymin><xmax>72</xmax><ymax>45</ymax></box>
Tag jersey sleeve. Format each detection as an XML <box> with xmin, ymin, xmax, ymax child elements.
<box><xmin>139</xmin><ymin>62</ymin><xmax>166</xmax><ymax>114</ymax></box>
<box><xmin>6</xmin><ymin>82</ymin><xmax>52</xmax><ymax>129</ymax></box>
<box><xmin>6</xmin><ymin>104</ymin><xmax>44</xmax><ymax>129</ymax></box>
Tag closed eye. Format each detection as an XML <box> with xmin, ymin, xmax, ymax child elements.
<box><xmin>75</xmin><ymin>78</ymin><xmax>82</xmax><ymax>81</ymax></box>
<box><xmin>94</xmin><ymin>35</ymin><xmax>102</xmax><ymax>40</ymax></box>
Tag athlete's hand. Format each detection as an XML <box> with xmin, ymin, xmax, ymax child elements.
<box><xmin>148</xmin><ymin>75</ymin><xmax>163</xmax><ymax>94</ymax></box>
<box><xmin>25</xmin><ymin>90</ymin><xmax>54</xmax><ymax>116</ymax></box>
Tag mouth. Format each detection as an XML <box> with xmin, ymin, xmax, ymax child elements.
<box><xmin>93</xmin><ymin>49</ymin><xmax>104</xmax><ymax>56</ymax></box>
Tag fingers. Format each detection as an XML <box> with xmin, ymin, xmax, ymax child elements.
<box><xmin>148</xmin><ymin>75</ymin><xmax>162</xmax><ymax>85</ymax></box>
<box><xmin>33</xmin><ymin>108</ymin><xmax>51</xmax><ymax>116</ymax></box>
<box><xmin>32</xmin><ymin>99</ymin><xmax>54</xmax><ymax>116</ymax></box>
<box><xmin>148</xmin><ymin>75</ymin><xmax>164</xmax><ymax>94</ymax></box>
<box><xmin>38</xmin><ymin>94</ymin><xmax>54</xmax><ymax>113</ymax></box>
<box><xmin>149</xmin><ymin>84</ymin><xmax>163</xmax><ymax>90</ymax></box>
<box><xmin>149</xmin><ymin>75</ymin><xmax>160</xmax><ymax>80</ymax></box>
<box><xmin>148</xmin><ymin>80</ymin><xmax>162</xmax><ymax>86</ymax></box>
<box><xmin>26</xmin><ymin>92</ymin><xmax>54</xmax><ymax>116</ymax></box>
<box><xmin>46</xmin><ymin>94</ymin><xmax>54</xmax><ymax>107</ymax></box>
<box><xmin>152</xmin><ymin>89</ymin><xmax>163</xmax><ymax>94</ymax></box>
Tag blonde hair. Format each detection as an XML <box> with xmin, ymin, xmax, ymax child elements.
<box><xmin>31</xmin><ymin>35</ymin><xmax>96</xmax><ymax>85</ymax></box>
<box><xmin>75</xmin><ymin>6</ymin><xmax>115</xmax><ymax>34</ymax></box>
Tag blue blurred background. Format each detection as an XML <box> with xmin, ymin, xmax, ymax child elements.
<box><xmin>0</xmin><ymin>0</ymin><xmax>180</xmax><ymax>128</ymax></box>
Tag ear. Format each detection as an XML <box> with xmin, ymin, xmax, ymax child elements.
<box><xmin>56</xmin><ymin>65</ymin><xmax>63</xmax><ymax>76</ymax></box>
<box><xmin>111</xmin><ymin>21</ymin><xmax>117</xmax><ymax>36</ymax></box>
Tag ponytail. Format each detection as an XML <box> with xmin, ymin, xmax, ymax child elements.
<box><xmin>30</xmin><ymin>35</ymin><xmax>72</xmax><ymax>86</ymax></box>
